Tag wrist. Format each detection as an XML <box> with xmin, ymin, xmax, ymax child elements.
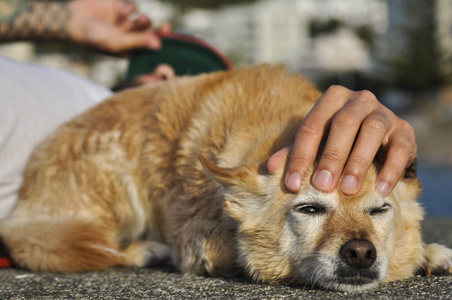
<box><xmin>66</xmin><ymin>1</ymin><xmax>89</xmax><ymax>46</ymax></box>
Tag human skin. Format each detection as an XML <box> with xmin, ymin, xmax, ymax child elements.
<box><xmin>267</xmin><ymin>86</ymin><xmax>417</xmax><ymax>197</ymax></box>
<box><xmin>0</xmin><ymin>0</ymin><xmax>171</xmax><ymax>53</ymax></box>
<box><xmin>0</xmin><ymin>1</ymin><xmax>416</xmax><ymax>197</ymax></box>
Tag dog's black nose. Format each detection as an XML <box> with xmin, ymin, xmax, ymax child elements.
<box><xmin>340</xmin><ymin>240</ymin><xmax>377</xmax><ymax>269</ymax></box>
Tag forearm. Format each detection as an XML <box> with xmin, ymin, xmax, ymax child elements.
<box><xmin>0</xmin><ymin>0</ymin><xmax>70</xmax><ymax>42</ymax></box>
<box><xmin>1</xmin><ymin>0</ymin><xmax>168</xmax><ymax>54</ymax></box>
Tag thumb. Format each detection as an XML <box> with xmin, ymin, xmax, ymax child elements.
<box><xmin>113</xmin><ymin>32</ymin><xmax>162</xmax><ymax>52</ymax></box>
<box><xmin>267</xmin><ymin>146</ymin><xmax>291</xmax><ymax>175</ymax></box>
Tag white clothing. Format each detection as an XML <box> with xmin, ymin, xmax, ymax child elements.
<box><xmin>0</xmin><ymin>57</ymin><xmax>112</xmax><ymax>219</ymax></box>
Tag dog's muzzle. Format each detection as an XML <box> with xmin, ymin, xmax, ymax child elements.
<box><xmin>335</xmin><ymin>239</ymin><xmax>379</xmax><ymax>284</ymax></box>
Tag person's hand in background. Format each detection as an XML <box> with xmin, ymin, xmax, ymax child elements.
<box><xmin>0</xmin><ymin>0</ymin><xmax>171</xmax><ymax>54</ymax></box>
<box><xmin>68</xmin><ymin>0</ymin><xmax>171</xmax><ymax>53</ymax></box>
<box><xmin>267</xmin><ymin>85</ymin><xmax>417</xmax><ymax>197</ymax></box>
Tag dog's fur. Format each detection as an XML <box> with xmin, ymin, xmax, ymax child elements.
<box><xmin>1</xmin><ymin>65</ymin><xmax>451</xmax><ymax>292</ymax></box>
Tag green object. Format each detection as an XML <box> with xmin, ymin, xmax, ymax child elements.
<box><xmin>126</xmin><ymin>34</ymin><xmax>232</xmax><ymax>79</ymax></box>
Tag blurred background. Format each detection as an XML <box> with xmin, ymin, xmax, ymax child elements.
<box><xmin>1</xmin><ymin>0</ymin><xmax>451</xmax><ymax>216</ymax></box>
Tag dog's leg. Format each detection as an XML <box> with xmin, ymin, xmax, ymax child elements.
<box><xmin>122</xmin><ymin>240</ymin><xmax>172</xmax><ymax>267</ymax></box>
<box><xmin>420</xmin><ymin>243</ymin><xmax>452</xmax><ymax>276</ymax></box>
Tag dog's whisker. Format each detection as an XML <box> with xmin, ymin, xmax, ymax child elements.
<box><xmin>310</xmin><ymin>264</ymin><xmax>325</xmax><ymax>288</ymax></box>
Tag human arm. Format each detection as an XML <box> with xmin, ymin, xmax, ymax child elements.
<box><xmin>267</xmin><ymin>85</ymin><xmax>417</xmax><ymax>197</ymax></box>
<box><xmin>0</xmin><ymin>0</ymin><xmax>171</xmax><ymax>53</ymax></box>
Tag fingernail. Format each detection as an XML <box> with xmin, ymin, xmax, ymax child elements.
<box><xmin>313</xmin><ymin>170</ymin><xmax>333</xmax><ymax>190</ymax></box>
<box><xmin>286</xmin><ymin>173</ymin><xmax>302</xmax><ymax>192</ymax></box>
<box><xmin>340</xmin><ymin>175</ymin><xmax>358</xmax><ymax>194</ymax></box>
<box><xmin>376</xmin><ymin>181</ymin><xmax>390</xmax><ymax>197</ymax></box>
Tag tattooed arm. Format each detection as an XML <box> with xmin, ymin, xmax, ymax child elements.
<box><xmin>0</xmin><ymin>0</ymin><xmax>171</xmax><ymax>53</ymax></box>
<box><xmin>0</xmin><ymin>1</ymin><xmax>70</xmax><ymax>41</ymax></box>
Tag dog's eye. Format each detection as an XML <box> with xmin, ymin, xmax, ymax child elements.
<box><xmin>293</xmin><ymin>204</ymin><xmax>326</xmax><ymax>215</ymax></box>
<box><xmin>369</xmin><ymin>204</ymin><xmax>392</xmax><ymax>216</ymax></box>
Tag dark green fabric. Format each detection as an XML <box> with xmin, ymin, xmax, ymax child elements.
<box><xmin>127</xmin><ymin>37</ymin><xmax>230</xmax><ymax>79</ymax></box>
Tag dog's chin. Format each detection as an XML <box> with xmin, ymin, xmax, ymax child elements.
<box><xmin>295</xmin><ymin>257</ymin><xmax>383</xmax><ymax>292</ymax></box>
<box><xmin>325</xmin><ymin>279</ymin><xmax>380</xmax><ymax>293</ymax></box>
<box><xmin>325</xmin><ymin>265</ymin><xmax>382</xmax><ymax>292</ymax></box>
<box><xmin>300</xmin><ymin>272</ymin><xmax>380</xmax><ymax>292</ymax></box>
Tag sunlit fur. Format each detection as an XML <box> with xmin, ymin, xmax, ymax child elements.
<box><xmin>1</xmin><ymin>65</ymin><xmax>451</xmax><ymax>292</ymax></box>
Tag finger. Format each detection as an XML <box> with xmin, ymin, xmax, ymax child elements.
<box><xmin>155</xmin><ymin>22</ymin><xmax>172</xmax><ymax>37</ymax></box>
<box><xmin>312</xmin><ymin>90</ymin><xmax>380</xmax><ymax>192</ymax></box>
<box><xmin>130</xmin><ymin>20</ymin><xmax>171</xmax><ymax>37</ymax></box>
<box><xmin>120</xmin><ymin>13</ymin><xmax>152</xmax><ymax>32</ymax></box>
<box><xmin>131</xmin><ymin>14</ymin><xmax>152</xmax><ymax>30</ymax></box>
<box><xmin>109</xmin><ymin>32</ymin><xmax>162</xmax><ymax>52</ymax></box>
<box><xmin>118</xmin><ymin>1</ymin><xmax>138</xmax><ymax>22</ymax></box>
<box><xmin>117</xmin><ymin>0</ymin><xmax>152</xmax><ymax>31</ymax></box>
<box><xmin>267</xmin><ymin>146</ymin><xmax>291</xmax><ymax>175</ymax></box>
<box><xmin>339</xmin><ymin>110</ymin><xmax>390</xmax><ymax>195</ymax></box>
<box><xmin>284</xmin><ymin>86</ymin><xmax>352</xmax><ymax>192</ymax></box>
<box><xmin>376</xmin><ymin>124</ymin><xmax>417</xmax><ymax>197</ymax></box>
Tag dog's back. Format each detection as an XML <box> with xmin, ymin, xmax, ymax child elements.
<box><xmin>0</xmin><ymin>65</ymin><xmax>320</xmax><ymax>272</ymax></box>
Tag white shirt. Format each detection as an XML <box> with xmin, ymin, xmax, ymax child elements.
<box><xmin>0</xmin><ymin>57</ymin><xmax>112</xmax><ymax>219</ymax></box>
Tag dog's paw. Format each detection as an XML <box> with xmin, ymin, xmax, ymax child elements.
<box><xmin>123</xmin><ymin>241</ymin><xmax>172</xmax><ymax>268</ymax></box>
<box><xmin>421</xmin><ymin>243</ymin><xmax>452</xmax><ymax>276</ymax></box>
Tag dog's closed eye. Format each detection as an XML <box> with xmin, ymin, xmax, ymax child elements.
<box><xmin>369</xmin><ymin>203</ymin><xmax>392</xmax><ymax>216</ymax></box>
<box><xmin>293</xmin><ymin>203</ymin><xmax>327</xmax><ymax>215</ymax></box>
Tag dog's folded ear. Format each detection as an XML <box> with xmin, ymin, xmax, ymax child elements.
<box><xmin>198</xmin><ymin>154</ymin><xmax>265</xmax><ymax>222</ymax></box>
<box><xmin>198</xmin><ymin>154</ymin><xmax>261</xmax><ymax>192</ymax></box>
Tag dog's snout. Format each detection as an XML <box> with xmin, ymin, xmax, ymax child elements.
<box><xmin>340</xmin><ymin>240</ymin><xmax>377</xmax><ymax>269</ymax></box>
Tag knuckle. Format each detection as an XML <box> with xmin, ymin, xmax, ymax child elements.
<box><xmin>289</xmin><ymin>154</ymin><xmax>312</xmax><ymax>170</ymax></box>
<box><xmin>326</xmin><ymin>85</ymin><xmax>344</xmax><ymax>94</ymax></box>
<box><xmin>392</xmin><ymin>138</ymin><xmax>412</xmax><ymax>156</ymax></box>
<box><xmin>355</xmin><ymin>89</ymin><xmax>377</xmax><ymax>103</ymax></box>
<box><xmin>321</xmin><ymin>148</ymin><xmax>344</xmax><ymax>165</ymax></box>
<box><xmin>410</xmin><ymin>143</ymin><xmax>418</xmax><ymax>159</ymax></box>
<box><xmin>324</xmin><ymin>85</ymin><xmax>352</xmax><ymax>98</ymax></box>
<box><xmin>394</xmin><ymin>123</ymin><xmax>416</xmax><ymax>149</ymax></box>
<box><xmin>381</xmin><ymin>164</ymin><xmax>404</xmax><ymax>183</ymax></box>
<box><xmin>349</xmin><ymin>154</ymin><xmax>371</xmax><ymax>169</ymax></box>
<box><xmin>333</xmin><ymin>108</ymin><xmax>361</xmax><ymax>129</ymax></box>
<box><xmin>364</xmin><ymin>112</ymin><xmax>387</xmax><ymax>133</ymax></box>
<box><xmin>399</xmin><ymin>119</ymin><xmax>416</xmax><ymax>135</ymax></box>
<box><xmin>298</xmin><ymin>119</ymin><xmax>323</xmax><ymax>137</ymax></box>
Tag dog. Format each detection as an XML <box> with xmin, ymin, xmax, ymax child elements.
<box><xmin>1</xmin><ymin>65</ymin><xmax>451</xmax><ymax>292</ymax></box>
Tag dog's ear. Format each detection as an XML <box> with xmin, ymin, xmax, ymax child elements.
<box><xmin>403</xmin><ymin>158</ymin><xmax>418</xmax><ymax>179</ymax></box>
<box><xmin>199</xmin><ymin>154</ymin><xmax>261</xmax><ymax>192</ymax></box>
<box><xmin>394</xmin><ymin>177</ymin><xmax>423</xmax><ymax>202</ymax></box>
<box><xmin>199</xmin><ymin>155</ymin><xmax>264</xmax><ymax>222</ymax></box>
<box><xmin>391</xmin><ymin>157</ymin><xmax>421</xmax><ymax>203</ymax></box>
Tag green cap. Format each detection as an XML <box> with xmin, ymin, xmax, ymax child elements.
<box><xmin>126</xmin><ymin>34</ymin><xmax>233</xmax><ymax>79</ymax></box>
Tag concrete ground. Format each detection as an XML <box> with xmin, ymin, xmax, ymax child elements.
<box><xmin>1</xmin><ymin>219</ymin><xmax>451</xmax><ymax>300</ymax></box>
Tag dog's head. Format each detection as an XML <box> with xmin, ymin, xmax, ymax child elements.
<box><xmin>200</xmin><ymin>155</ymin><xmax>423</xmax><ymax>292</ymax></box>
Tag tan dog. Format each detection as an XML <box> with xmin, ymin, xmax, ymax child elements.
<box><xmin>1</xmin><ymin>65</ymin><xmax>451</xmax><ymax>292</ymax></box>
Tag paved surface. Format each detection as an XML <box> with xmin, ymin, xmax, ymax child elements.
<box><xmin>1</xmin><ymin>219</ymin><xmax>451</xmax><ymax>299</ymax></box>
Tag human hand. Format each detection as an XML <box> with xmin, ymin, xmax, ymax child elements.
<box><xmin>267</xmin><ymin>85</ymin><xmax>417</xmax><ymax>197</ymax></box>
<box><xmin>111</xmin><ymin>64</ymin><xmax>176</xmax><ymax>91</ymax></box>
<box><xmin>67</xmin><ymin>0</ymin><xmax>171</xmax><ymax>53</ymax></box>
